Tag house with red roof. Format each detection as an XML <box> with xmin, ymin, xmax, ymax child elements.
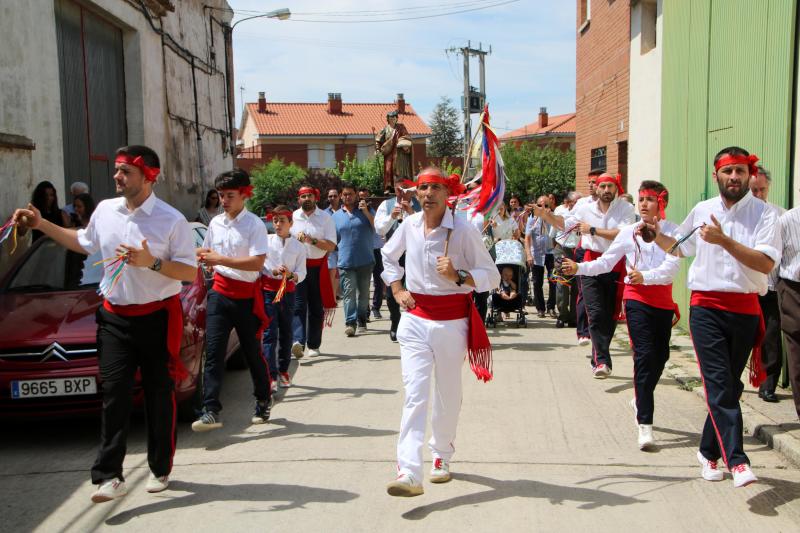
<box><xmin>237</xmin><ymin>92</ymin><xmax>432</xmax><ymax>170</ymax></box>
<box><xmin>499</xmin><ymin>107</ymin><xmax>576</xmax><ymax>152</ymax></box>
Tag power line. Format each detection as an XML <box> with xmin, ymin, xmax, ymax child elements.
<box><xmin>288</xmin><ymin>1</ymin><xmax>520</xmax><ymax>23</ymax></box>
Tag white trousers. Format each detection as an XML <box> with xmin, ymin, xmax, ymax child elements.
<box><xmin>396</xmin><ymin>312</ymin><xmax>467</xmax><ymax>480</ymax></box>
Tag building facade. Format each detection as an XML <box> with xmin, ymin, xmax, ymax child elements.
<box><xmin>499</xmin><ymin>108</ymin><xmax>576</xmax><ymax>152</ymax></box>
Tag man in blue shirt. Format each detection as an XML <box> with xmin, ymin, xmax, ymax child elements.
<box><xmin>333</xmin><ymin>183</ymin><xmax>376</xmax><ymax>336</ymax></box>
<box><xmin>525</xmin><ymin>195</ymin><xmax>555</xmax><ymax>318</ymax></box>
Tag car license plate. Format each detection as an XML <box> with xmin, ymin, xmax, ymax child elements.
<box><xmin>11</xmin><ymin>377</ymin><xmax>97</xmax><ymax>399</ymax></box>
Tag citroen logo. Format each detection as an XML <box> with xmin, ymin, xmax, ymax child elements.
<box><xmin>40</xmin><ymin>342</ymin><xmax>70</xmax><ymax>363</ymax></box>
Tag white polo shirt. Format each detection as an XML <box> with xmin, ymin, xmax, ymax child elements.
<box><xmin>262</xmin><ymin>233</ymin><xmax>307</xmax><ymax>284</ymax></box>
<box><xmin>77</xmin><ymin>193</ymin><xmax>196</xmax><ymax>305</ymax></box>
<box><xmin>290</xmin><ymin>206</ymin><xmax>337</xmax><ymax>260</ymax></box>
<box><xmin>203</xmin><ymin>208</ymin><xmax>268</xmax><ymax>283</ymax></box>
<box><xmin>676</xmin><ymin>192</ymin><xmax>781</xmax><ymax>295</ymax></box>
<box><xmin>564</xmin><ymin>197</ymin><xmax>636</xmax><ymax>253</ymax></box>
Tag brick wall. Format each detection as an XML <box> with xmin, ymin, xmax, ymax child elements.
<box><xmin>575</xmin><ymin>0</ymin><xmax>630</xmax><ymax>194</ymax></box>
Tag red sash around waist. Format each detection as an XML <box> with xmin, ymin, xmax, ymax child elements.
<box><xmin>408</xmin><ymin>292</ymin><xmax>493</xmax><ymax>383</ymax></box>
<box><xmin>690</xmin><ymin>290</ymin><xmax>765</xmax><ymax>387</ymax></box>
<box><xmin>261</xmin><ymin>274</ymin><xmax>296</xmax><ymax>293</ymax></box>
<box><xmin>213</xmin><ymin>273</ymin><xmax>270</xmax><ymax>340</ymax></box>
<box><xmin>306</xmin><ymin>256</ymin><xmax>336</xmax><ymax>327</ymax></box>
<box><xmin>623</xmin><ymin>283</ymin><xmax>680</xmax><ymax>324</ymax></box>
<box><xmin>103</xmin><ymin>295</ymin><xmax>187</xmax><ymax>382</ymax></box>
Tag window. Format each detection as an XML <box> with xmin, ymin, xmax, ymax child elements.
<box><xmin>307</xmin><ymin>144</ymin><xmax>335</xmax><ymax>169</ymax></box>
<box><xmin>307</xmin><ymin>144</ymin><xmax>321</xmax><ymax>168</ymax></box>
<box><xmin>579</xmin><ymin>0</ymin><xmax>591</xmax><ymax>32</ymax></box>
<box><xmin>590</xmin><ymin>146</ymin><xmax>607</xmax><ymax>173</ymax></box>
<box><xmin>639</xmin><ymin>0</ymin><xmax>658</xmax><ymax>54</ymax></box>
<box><xmin>356</xmin><ymin>144</ymin><xmax>371</xmax><ymax>163</ymax></box>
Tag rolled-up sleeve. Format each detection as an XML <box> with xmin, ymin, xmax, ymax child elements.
<box><xmin>754</xmin><ymin>204</ymin><xmax>781</xmax><ymax>266</ymax></box>
<box><xmin>169</xmin><ymin>219</ymin><xmax>198</xmax><ymax>267</ymax></box>
<box><xmin>293</xmin><ymin>244</ymin><xmax>307</xmax><ymax>284</ymax></box>
<box><xmin>374</xmin><ymin>201</ymin><xmax>395</xmax><ymax>237</ymax></box>
<box><xmin>676</xmin><ymin>209</ymin><xmax>698</xmax><ymax>258</ymax></box>
<box><xmin>381</xmin><ymin>220</ymin><xmax>407</xmax><ymax>286</ymax></box>
<box><xmin>77</xmin><ymin>208</ymin><xmax>100</xmax><ymax>255</ymax></box>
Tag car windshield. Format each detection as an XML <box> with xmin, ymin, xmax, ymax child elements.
<box><xmin>5</xmin><ymin>239</ymin><xmax>103</xmax><ymax>292</ymax></box>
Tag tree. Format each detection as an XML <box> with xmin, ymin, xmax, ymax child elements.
<box><xmin>500</xmin><ymin>141</ymin><xmax>575</xmax><ymax>201</ymax></box>
<box><xmin>335</xmin><ymin>153</ymin><xmax>384</xmax><ymax>194</ymax></box>
<box><xmin>247</xmin><ymin>158</ymin><xmax>307</xmax><ymax>215</ymax></box>
<box><xmin>427</xmin><ymin>96</ymin><xmax>463</xmax><ymax>158</ymax></box>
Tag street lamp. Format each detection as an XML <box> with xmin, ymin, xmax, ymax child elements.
<box><xmin>231</xmin><ymin>8</ymin><xmax>291</xmax><ymax>31</ymax></box>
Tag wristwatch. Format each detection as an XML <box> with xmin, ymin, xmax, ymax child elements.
<box><xmin>311</xmin><ymin>237</ymin><xmax>318</xmax><ymax>246</ymax></box>
<box><xmin>455</xmin><ymin>269</ymin><xmax>469</xmax><ymax>286</ymax></box>
<box><xmin>589</xmin><ymin>226</ymin><xmax>597</xmax><ymax>236</ymax></box>
<box><xmin>150</xmin><ymin>257</ymin><xmax>162</xmax><ymax>272</ymax></box>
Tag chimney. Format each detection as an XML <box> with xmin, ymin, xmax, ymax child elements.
<box><xmin>396</xmin><ymin>93</ymin><xmax>406</xmax><ymax>114</ymax></box>
<box><xmin>328</xmin><ymin>93</ymin><xmax>342</xmax><ymax>114</ymax></box>
<box><xmin>257</xmin><ymin>92</ymin><xmax>266</xmax><ymax>113</ymax></box>
<box><xmin>538</xmin><ymin>106</ymin><xmax>548</xmax><ymax>128</ymax></box>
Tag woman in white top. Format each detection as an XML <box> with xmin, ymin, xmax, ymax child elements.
<box><xmin>490</xmin><ymin>201</ymin><xmax>520</xmax><ymax>241</ymax></box>
<box><xmin>196</xmin><ymin>190</ymin><xmax>223</xmax><ymax>226</ymax></box>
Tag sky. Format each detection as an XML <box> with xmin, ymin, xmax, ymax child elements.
<box><xmin>228</xmin><ymin>0</ymin><xmax>576</xmax><ymax>135</ymax></box>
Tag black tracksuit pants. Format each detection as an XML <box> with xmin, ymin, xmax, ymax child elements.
<box><xmin>92</xmin><ymin>306</ymin><xmax>176</xmax><ymax>484</ymax></box>
<box><xmin>758</xmin><ymin>290</ymin><xmax>783</xmax><ymax>395</ymax></box>
<box><xmin>580</xmin><ymin>271</ymin><xmax>622</xmax><ymax>369</ymax></box>
<box><xmin>690</xmin><ymin>305</ymin><xmax>758</xmax><ymax>468</ymax></box>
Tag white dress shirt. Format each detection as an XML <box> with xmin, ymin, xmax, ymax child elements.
<box><xmin>779</xmin><ymin>206</ymin><xmax>800</xmax><ymax>282</ymax></box>
<box><xmin>563</xmin><ymin>197</ymin><xmax>636</xmax><ymax>253</ymax></box>
<box><xmin>262</xmin><ymin>233</ymin><xmax>307</xmax><ymax>284</ymax></box>
<box><xmin>577</xmin><ymin>221</ymin><xmax>680</xmax><ymax>284</ymax></box>
<box><xmin>203</xmin><ymin>208</ymin><xmax>268</xmax><ymax>282</ymax></box>
<box><xmin>382</xmin><ymin>210</ymin><xmax>501</xmax><ymax>296</ymax></box>
<box><xmin>77</xmin><ymin>193</ymin><xmax>196</xmax><ymax>305</ymax></box>
<box><xmin>676</xmin><ymin>192</ymin><xmax>781</xmax><ymax>295</ymax></box>
<box><xmin>290</xmin><ymin>207</ymin><xmax>337</xmax><ymax>260</ymax></box>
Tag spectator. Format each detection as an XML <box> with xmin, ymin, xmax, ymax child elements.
<box><xmin>359</xmin><ymin>187</ymin><xmax>385</xmax><ymax>319</ymax></box>
<box><xmin>30</xmin><ymin>180</ymin><xmax>70</xmax><ymax>240</ymax></box>
<box><xmin>325</xmin><ymin>187</ymin><xmax>341</xmax><ymax>299</ymax></box>
<box><xmin>64</xmin><ymin>181</ymin><xmax>90</xmax><ymax>215</ymax></box>
<box><xmin>196</xmin><ymin>190</ymin><xmax>222</xmax><ymax>226</ymax></box>
<box><xmin>333</xmin><ymin>183</ymin><xmax>376</xmax><ymax>336</ymax></box>
<box><xmin>550</xmin><ymin>191</ymin><xmax>581</xmax><ymax>327</ymax></box>
<box><xmin>508</xmin><ymin>194</ymin><xmax>526</xmax><ymax>235</ymax></box>
<box><xmin>777</xmin><ymin>205</ymin><xmax>800</xmax><ymax>421</ymax></box>
<box><xmin>489</xmin><ymin>201</ymin><xmax>519</xmax><ymax>241</ymax></box>
<box><xmin>525</xmin><ymin>195</ymin><xmax>555</xmax><ymax>318</ymax></box>
<box><xmin>70</xmin><ymin>193</ymin><xmax>96</xmax><ymax>228</ymax></box>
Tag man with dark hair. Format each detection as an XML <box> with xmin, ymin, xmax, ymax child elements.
<box><xmin>193</xmin><ymin>168</ymin><xmax>272</xmax><ymax>432</ymax></box>
<box><xmin>749</xmin><ymin>166</ymin><xmax>786</xmax><ymax>403</ymax></box>
<box><xmin>292</xmin><ymin>185</ymin><xmax>337</xmax><ymax>358</ymax></box>
<box><xmin>359</xmin><ymin>187</ymin><xmax>385</xmax><ymax>319</ymax></box>
<box><xmin>13</xmin><ymin>144</ymin><xmax>197</xmax><ymax>502</ymax></box>
<box><xmin>563</xmin><ymin>180</ymin><xmax>679</xmax><ymax>449</ymax></box>
<box><xmin>650</xmin><ymin>146</ymin><xmax>781</xmax><ymax>488</ymax></box>
<box><xmin>333</xmin><ymin>183</ymin><xmax>375</xmax><ymax>336</ymax></box>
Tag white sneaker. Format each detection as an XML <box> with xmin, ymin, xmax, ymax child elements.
<box><xmin>592</xmin><ymin>364</ymin><xmax>611</xmax><ymax>379</ymax></box>
<box><xmin>637</xmin><ymin>424</ymin><xmax>654</xmax><ymax>450</ymax></box>
<box><xmin>697</xmin><ymin>451</ymin><xmax>724</xmax><ymax>481</ymax></box>
<box><xmin>91</xmin><ymin>478</ymin><xmax>127</xmax><ymax>503</ymax></box>
<box><xmin>731</xmin><ymin>463</ymin><xmax>757</xmax><ymax>488</ymax></box>
<box><xmin>146</xmin><ymin>474</ymin><xmax>169</xmax><ymax>493</ymax></box>
<box><xmin>386</xmin><ymin>473</ymin><xmax>424</xmax><ymax>497</ymax></box>
<box><xmin>307</xmin><ymin>348</ymin><xmax>320</xmax><ymax>357</ymax></box>
<box><xmin>577</xmin><ymin>336</ymin><xmax>591</xmax><ymax>346</ymax></box>
<box><xmin>291</xmin><ymin>342</ymin><xmax>305</xmax><ymax>359</ymax></box>
<box><xmin>430</xmin><ymin>458</ymin><xmax>451</xmax><ymax>483</ymax></box>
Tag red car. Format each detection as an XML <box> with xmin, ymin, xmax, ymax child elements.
<box><xmin>0</xmin><ymin>222</ymin><xmax>239</xmax><ymax>420</ymax></box>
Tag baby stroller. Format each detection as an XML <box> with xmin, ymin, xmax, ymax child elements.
<box><xmin>485</xmin><ymin>239</ymin><xmax>528</xmax><ymax>328</ymax></box>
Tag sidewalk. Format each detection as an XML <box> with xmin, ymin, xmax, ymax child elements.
<box><xmin>614</xmin><ymin>324</ymin><xmax>800</xmax><ymax>467</ymax></box>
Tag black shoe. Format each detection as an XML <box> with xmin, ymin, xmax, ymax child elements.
<box><xmin>556</xmin><ymin>319</ymin><xmax>565</xmax><ymax>328</ymax></box>
<box><xmin>389</xmin><ymin>331</ymin><xmax>398</xmax><ymax>343</ymax></box>
<box><xmin>759</xmin><ymin>390</ymin><xmax>779</xmax><ymax>403</ymax></box>
<box><xmin>252</xmin><ymin>398</ymin><xmax>274</xmax><ymax>424</ymax></box>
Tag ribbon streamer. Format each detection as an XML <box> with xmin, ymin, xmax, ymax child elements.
<box><xmin>667</xmin><ymin>225</ymin><xmax>703</xmax><ymax>255</ymax></box>
<box><xmin>0</xmin><ymin>219</ymin><xmax>18</xmax><ymax>255</ymax></box>
<box><xmin>273</xmin><ymin>272</ymin><xmax>289</xmax><ymax>303</ymax></box>
<box><xmin>94</xmin><ymin>252</ymin><xmax>130</xmax><ymax>297</ymax></box>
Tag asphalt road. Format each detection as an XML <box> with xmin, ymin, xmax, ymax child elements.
<box><xmin>2</xmin><ymin>309</ymin><xmax>799</xmax><ymax>532</ymax></box>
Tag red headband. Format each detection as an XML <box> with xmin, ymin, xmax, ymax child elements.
<box><xmin>714</xmin><ymin>153</ymin><xmax>759</xmax><ymax>176</ymax></box>
<box><xmin>218</xmin><ymin>185</ymin><xmax>254</xmax><ymax>198</ymax></box>
<box><xmin>298</xmin><ymin>187</ymin><xmax>320</xmax><ymax>201</ymax></box>
<box><xmin>595</xmin><ymin>173</ymin><xmax>624</xmax><ymax>195</ymax></box>
<box><xmin>115</xmin><ymin>155</ymin><xmax>160</xmax><ymax>183</ymax></box>
<box><xmin>639</xmin><ymin>189</ymin><xmax>668</xmax><ymax>219</ymax></box>
<box><xmin>271</xmin><ymin>209</ymin><xmax>292</xmax><ymax>221</ymax></box>
<box><xmin>403</xmin><ymin>173</ymin><xmax>465</xmax><ymax>196</ymax></box>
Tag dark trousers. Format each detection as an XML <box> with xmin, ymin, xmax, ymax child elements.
<box><xmin>690</xmin><ymin>305</ymin><xmax>758</xmax><ymax>468</ymax></box>
<box><xmin>545</xmin><ymin>253</ymin><xmax>556</xmax><ymax>311</ymax></box>
<box><xmin>386</xmin><ymin>254</ymin><xmax>405</xmax><ymax>334</ymax></box>
<box><xmin>758</xmin><ymin>290</ymin><xmax>783</xmax><ymax>394</ymax></box>
<box><xmin>532</xmin><ymin>257</ymin><xmax>556</xmax><ymax>312</ymax></box>
<box><xmin>554</xmin><ymin>247</ymin><xmax>577</xmax><ymax>325</ymax></box>
<box><xmin>626</xmin><ymin>299</ymin><xmax>674</xmax><ymax>425</ymax></box>
<box><xmin>372</xmin><ymin>248</ymin><xmax>384</xmax><ymax>311</ymax></box>
<box><xmin>91</xmin><ymin>307</ymin><xmax>175</xmax><ymax>484</ymax></box>
<box><xmin>777</xmin><ymin>278</ymin><xmax>800</xmax><ymax>420</ymax></box>
<box><xmin>203</xmin><ymin>290</ymin><xmax>270</xmax><ymax>413</ymax></box>
<box><xmin>581</xmin><ymin>271</ymin><xmax>621</xmax><ymax>368</ymax></box>
<box><xmin>292</xmin><ymin>266</ymin><xmax>324</xmax><ymax>350</ymax></box>
<box><xmin>473</xmin><ymin>291</ymin><xmax>489</xmax><ymax>323</ymax></box>
<box><xmin>263</xmin><ymin>290</ymin><xmax>296</xmax><ymax>375</ymax></box>
<box><xmin>575</xmin><ymin>247</ymin><xmax>590</xmax><ymax>337</ymax></box>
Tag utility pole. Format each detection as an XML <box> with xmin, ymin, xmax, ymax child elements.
<box><xmin>446</xmin><ymin>41</ymin><xmax>491</xmax><ymax>175</ymax></box>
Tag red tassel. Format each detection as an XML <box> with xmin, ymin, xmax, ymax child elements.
<box><xmin>748</xmin><ymin>346</ymin><xmax>766</xmax><ymax>388</ymax></box>
<box><xmin>323</xmin><ymin>307</ymin><xmax>336</xmax><ymax>328</ymax></box>
<box><xmin>469</xmin><ymin>348</ymin><xmax>493</xmax><ymax>382</ymax></box>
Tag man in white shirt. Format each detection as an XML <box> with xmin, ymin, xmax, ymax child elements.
<box><xmin>749</xmin><ymin>166</ymin><xmax>786</xmax><ymax>403</ymax></box>
<box><xmin>291</xmin><ymin>186</ymin><xmax>338</xmax><ymax>358</ymax></box>
<box><xmin>551</xmin><ymin>191</ymin><xmax>581</xmax><ymax>327</ymax></box>
<box><xmin>374</xmin><ymin>184</ymin><xmax>421</xmax><ymax>341</ymax></box>
<box><xmin>13</xmin><ymin>145</ymin><xmax>197</xmax><ymax>502</ymax></box>
<box><xmin>535</xmin><ymin>173</ymin><xmax>636</xmax><ymax>378</ymax></box>
<box><xmin>382</xmin><ymin>168</ymin><xmax>500</xmax><ymax>497</ymax></box>
<box><xmin>777</xmin><ymin>205</ymin><xmax>800</xmax><ymax>421</ymax></box>
<box><xmin>563</xmin><ymin>181</ymin><xmax>680</xmax><ymax>450</ymax></box>
<box><xmin>651</xmin><ymin>146</ymin><xmax>781</xmax><ymax>488</ymax></box>
<box><xmin>193</xmin><ymin>169</ymin><xmax>271</xmax><ymax>432</ymax></box>
<box><xmin>261</xmin><ymin>205</ymin><xmax>306</xmax><ymax>389</ymax></box>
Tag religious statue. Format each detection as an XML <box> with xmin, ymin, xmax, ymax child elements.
<box><xmin>375</xmin><ymin>110</ymin><xmax>413</xmax><ymax>194</ymax></box>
